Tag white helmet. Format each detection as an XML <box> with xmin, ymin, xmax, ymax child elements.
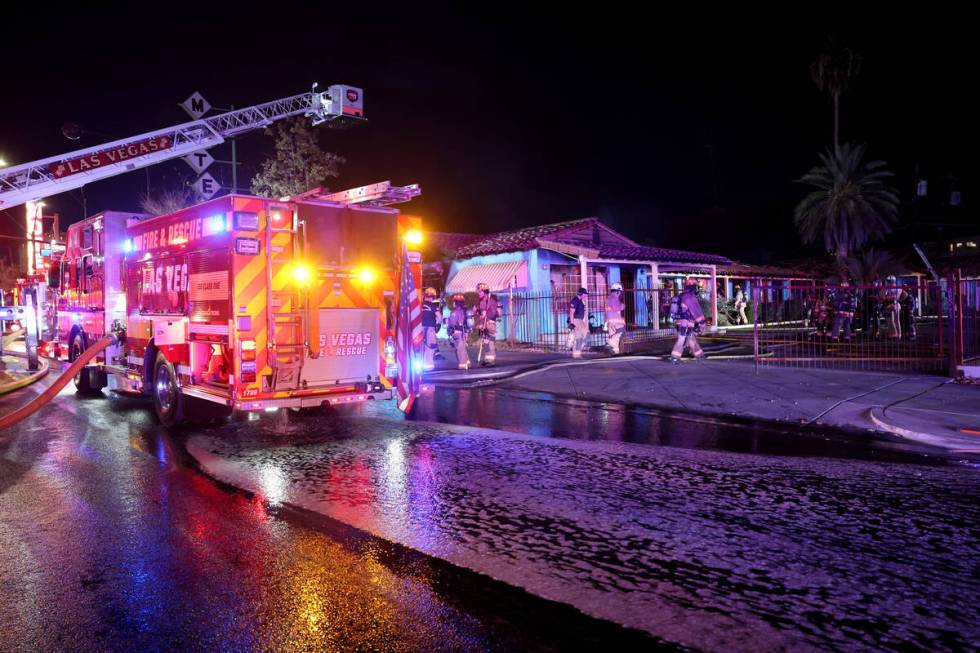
<box><xmin>610</xmin><ymin>283</ymin><xmax>623</xmax><ymax>291</ymax></box>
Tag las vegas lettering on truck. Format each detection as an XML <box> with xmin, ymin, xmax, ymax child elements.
<box><xmin>53</xmin><ymin>181</ymin><xmax>423</xmax><ymax>426</ymax></box>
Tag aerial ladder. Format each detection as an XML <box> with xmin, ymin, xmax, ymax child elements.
<box><xmin>0</xmin><ymin>84</ymin><xmax>364</xmax><ymax>209</ymax></box>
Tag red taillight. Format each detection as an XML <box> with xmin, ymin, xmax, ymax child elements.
<box><xmin>240</xmin><ymin>340</ymin><xmax>256</xmax><ymax>361</ymax></box>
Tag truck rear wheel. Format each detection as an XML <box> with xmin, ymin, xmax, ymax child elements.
<box><xmin>152</xmin><ymin>352</ymin><xmax>184</xmax><ymax>427</ymax></box>
<box><xmin>69</xmin><ymin>332</ymin><xmax>106</xmax><ymax>394</ymax></box>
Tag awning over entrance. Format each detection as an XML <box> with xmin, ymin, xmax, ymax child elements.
<box><xmin>446</xmin><ymin>261</ymin><xmax>528</xmax><ymax>293</ymax></box>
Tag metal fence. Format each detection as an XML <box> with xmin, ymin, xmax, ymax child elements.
<box><xmin>481</xmin><ymin>275</ymin><xmax>979</xmax><ymax>376</ymax></box>
<box><xmin>954</xmin><ymin>276</ymin><xmax>980</xmax><ymax>368</ymax></box>
<box><xmin>752</xmin><ymin>282</ymin><xmax>948</xmax><ymax>373</ymax></box>
<box><xmin>495</xmin><ymin>288</ymin><xmax>678</xmax><ymax>352</ymax></box>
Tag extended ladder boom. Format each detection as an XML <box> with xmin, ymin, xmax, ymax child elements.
<box><xmin>0</xmin><ymin>84</ymin><xmax>363</xmax><ymax>209</ymax></box>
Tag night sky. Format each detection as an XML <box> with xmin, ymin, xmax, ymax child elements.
<box><xmin>1</xmin><ymin>7</ymin><xmax>972</xmax><ymax>262</ymax></box>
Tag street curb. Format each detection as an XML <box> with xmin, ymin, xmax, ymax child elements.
<box><xmin>867</xmin><ymin>406</ymin><xmax>974</xmax><ymax>452</ymax></box>
<box><xmin>0</xmin><ymin>355</ymin><xmax>50</xmax><ymax>396</ymax></box>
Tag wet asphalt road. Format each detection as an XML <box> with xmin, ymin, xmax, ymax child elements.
<box><xmin>2</xmin><ymin>376</ymin><xmax>647</xmax><ymax>653</ymax></box>
<box><xmin>2</xmin><ymin>373</ymin><xmax>980</xmax><ymax>652</ymax></box>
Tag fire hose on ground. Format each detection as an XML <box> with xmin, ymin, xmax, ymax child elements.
<box><xmin>0</xmin><ymin>334</ymin><xmax>118</xmax><ymax>432</ymax></box>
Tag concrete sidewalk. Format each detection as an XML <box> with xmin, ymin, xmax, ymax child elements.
<box><xmin>423</xmin><ymin>338</ymin><xmax>742</xmax><ymax>383</ymax></box>
<box><xmin>458</xmin><ymin>354</ymin><xmax>980</xmax><ymax>454</ymax></box>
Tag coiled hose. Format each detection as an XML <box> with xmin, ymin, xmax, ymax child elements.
<box><xmin>0</xmin><ymin>335</ymin><xmax>117</xmax><ymax>431</ymax></box>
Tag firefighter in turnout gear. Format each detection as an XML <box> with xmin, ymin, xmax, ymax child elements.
<box><xmin>831</xmin><ymin>279</ymin><xmax>858</xmax><ymax>341</ymax></box>
<box><xmin>420</xmin><ymin>287</ymin><xmax>443</xmax><ymax>371</ymax></box>
<box><xmin>900</xmin><ymin>283</ymin><xmax>917</xmax><ymax>339</ymax></box>
<box><xmin>669</xmin><ymin>277</ymin><xmax>706</xmax><ymax>363</ymax></box>
<box><xmin>883</xmin><ymin>275</ymin><xmax>903</xmax><ymax>339</ymax></box>
<box><xmin>812</xmin><ymin>287</ymin><xmax>835</xmax><ymax>337</ymax></box>
<box><xmin>475</xmin><ymin>282</ymin><xmax>499</xmax><ymax>366</ymax></box>
<box><xmin>567</xmin><ymin>287</ymin><xmax>589</xmax><ymax>358</ymax></box>
<box><xmin>605</xmin><ymin>283</ymin><xmax>626</xmax><ymax>354</ymax></box>
<box><xmin>447</xmin><ymin>293</ymin><xmax>471</xmax><ymax>370</ymax></box>
<box><xmin>733</xmin><ymin>285</ymin><xmax>748</xmax><ymax>325</ymax></box>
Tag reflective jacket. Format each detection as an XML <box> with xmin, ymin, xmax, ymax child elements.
<box><xmin>421</xmin><ymin>299</ymin><xmax>441</xmax><ymax>327</ymax></box>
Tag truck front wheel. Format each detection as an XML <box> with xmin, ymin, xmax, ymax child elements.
<box><xmin>152</xmin><ymin>352</ymin><xmax>184</xmax><ymax>427</ymax></box>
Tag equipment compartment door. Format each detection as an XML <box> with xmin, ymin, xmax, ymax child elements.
<box><xmin>301</xmin><ymin>308</ymin><xmax>380</xmax><ymax>385</ymax></box>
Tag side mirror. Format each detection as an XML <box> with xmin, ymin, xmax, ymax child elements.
<box><xmin>47</xmin><ymin>265</ymin><xmax>59</xmax><ymax>289</ymax></box>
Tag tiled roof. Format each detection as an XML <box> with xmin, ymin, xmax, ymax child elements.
<box><xmin>716</xmin><ymin>261</ymin><xmax>819</xmax><ymax>278</ymax></box>
<box><xmin>593</xmin><ymin>242</ymin><xmax>731</xmax><ymax>266</ymax></box>
<box><xmin>453</xmin><ymin>217</ymin><xmax>730</xmax><ymax>266</ymax></box>
<box><xmin>425</xmin><ymin>232</ymin><xmax>482</xmax><ymax>256</ymax></box>
<box><xmin>453</xmin><ymin>218</ymin><xmax>599</xmax><ymax>258</ymax></box>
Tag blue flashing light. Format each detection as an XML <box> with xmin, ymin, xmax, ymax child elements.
<box><xmin>122</xmin><ymin>239</ymin><xmax>133</xmax><ymax>254</ymax></box>
<box><xmin>208</xmin><ymin>214</ymin><xmax>227</xmax><ymax>234</ymax></box>
<box><xmin>412</xmin><ymin>358</ymin><xmax>424</xmax><ymax>374</ymax></box>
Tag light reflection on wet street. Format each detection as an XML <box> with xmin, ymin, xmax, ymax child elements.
<box><xmin>2</xmin><ymin>377</ymin><xmax>649</xmax><ymax>652</ymax></box>
<box><xmin>191</xmin><ymin>389</ymin><xmax>980</xmax><ymax>653</ymax></box>
<box><xmin>3</xmin><ymin>377</ymin><xmax>979</xmax><ymax>652</ymax></box>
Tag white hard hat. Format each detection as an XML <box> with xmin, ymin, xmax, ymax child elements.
<box><xmin>610</xmin><ymin>283</ymin><xmax>623</xmax><ymax>291</ymax></box>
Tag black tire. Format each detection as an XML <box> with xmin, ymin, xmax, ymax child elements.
<box><xmin>69</xmin><ymin>332</ymin><xmax>95</xmax><ymax>394</ymax></box>
<box><xmin>152</xmin><ymin>352</ymin><xmax>184</xmax><ymax>427</ymax></box>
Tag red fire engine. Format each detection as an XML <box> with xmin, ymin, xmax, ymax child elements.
<box><xmin>52</xmin><ymin>185</ymin><xmax>422</xmax><ymax>425</ymax></box>
<box><xmin>0</xmin><ymin>84</ymin><xmax>430</xmax><ymax>425</ymax></box>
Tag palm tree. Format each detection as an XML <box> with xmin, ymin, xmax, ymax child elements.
<box><xmin>794</xmin><ymin>143</ymin><xmax>900</xmax><ymax>260</ymax></box>
<box><xmin>843</xmin><ymin>248</ymin><xmax>901</xmax><ymax>285</ymax></box>
<box><xmin>810</xmin><ymin>38</ymin><xmax>862</xmax><ymax>147</ymax></box>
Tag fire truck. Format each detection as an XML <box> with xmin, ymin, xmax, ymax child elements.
<box><xmin>1</xmin><ymin>83</ymin><xmax>427</xmax><ymax>425</ymax></box>
<box><xmin>52</xmin><ymin>186</ymin><xmax>422</xmax><ymax>425</ymax></box>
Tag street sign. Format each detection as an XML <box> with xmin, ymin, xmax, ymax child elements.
<box><xmin>180</xmin><ymin>91</ymin><xmax>211</xmax><ymax>120</ymax></box>
<box><xmin>183</xmin><ymin>150</ymin><xmax>214</xmax><ymax>174</ymax></box>
<box><xmin>192</xmin><ymin>172</ymin><xmax>220</xmax><ymax>199</ymax></box>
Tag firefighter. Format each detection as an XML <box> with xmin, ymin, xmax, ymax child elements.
<box><xmin>883</xmin><ymin>275</ymin><xmax>902</xmax><ymax>339</ymax></box>
<box><xmin>812</xmin><ymin>286</ymin><xmax>834</xmax><ymax>338</ymax></box>
<box><xmin>831</xmin><ymin>278</ymin><xmax>857</xmax><ymax>341</ymax></box>
<box><xmin>900</xmin><ymin>283</ymin><xmax>918</xmax><ymax>339</ymax></box>
<box><xmin>605</xmin><ymin>283</ymin><xmax>626</xmax><ymax>354</ymax></box>
<box><xmin>447</xmin><ymin>293</ymin><xmax>471</xmax><ymax>370</ymax></box>
<box><xmin>567</xmin><ymin>287</ymin><xmax>589</xmax><ymax>358</ymax></box>
<box><xmin>475</xmin><ymin>282</ymin><xmax>499</xmax><ymax>366</ymax></box>
<box><xmin>420</xmin><ymin>287</ymin><xmax>443</xmax><ymax>371</ymax></box>
<box><xmin>734</xmin><ymin>285</ymin><xmax>748</xmax><ymax>325</ymax></box>
<box><xmin>669</xmin><ymin>277</ymin><xmax>706</xmax><ymax>363</ymax></box>
<box><xmin>869</xmin><ymin>275</ymin><xmax>884</xmax><ymax>339</ymax></box>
